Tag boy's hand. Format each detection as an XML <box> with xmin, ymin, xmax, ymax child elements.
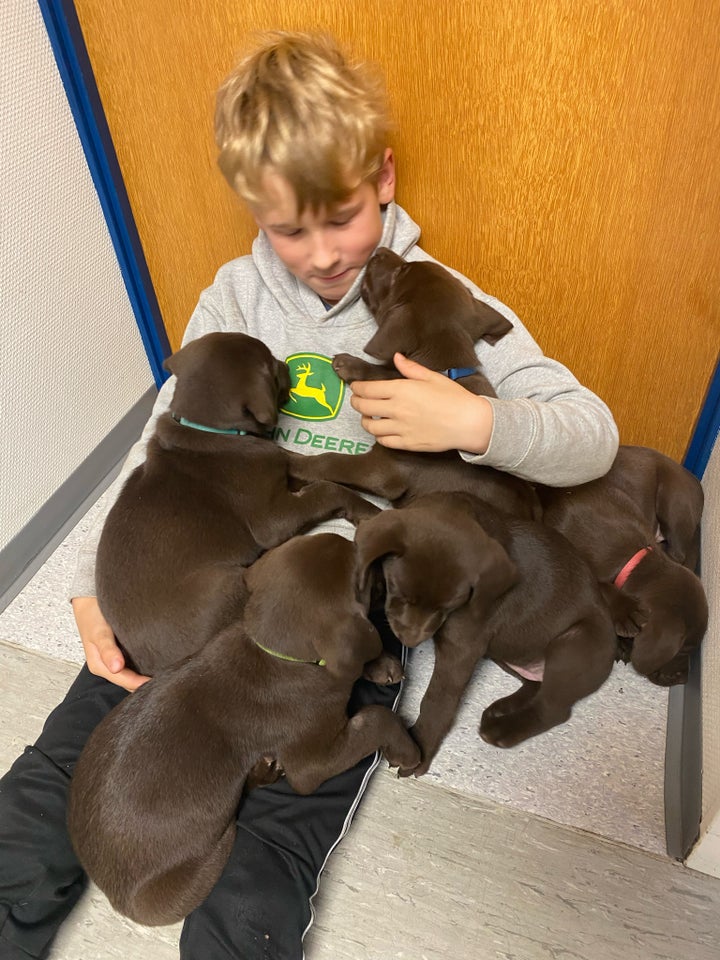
<box><xmin>350</xmin><ymin>353</ymin><xmax>494</xmax><ymax>454</ymax></box>
<box><xmin>71</xmin><ymin>596</ymin><xmax>150</xmax><ymax>691</ymax></box>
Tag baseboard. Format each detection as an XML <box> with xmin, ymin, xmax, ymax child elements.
<box><xmin>0</xmin><ymin>387</ymin><xmax>156</xmax><ymax>613</ymax></box>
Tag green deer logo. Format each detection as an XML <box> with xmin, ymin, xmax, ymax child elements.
<box><xmin>281</xmin><ymin>355</ymin><xmax>344</xmax><ymax>421</ymax></box>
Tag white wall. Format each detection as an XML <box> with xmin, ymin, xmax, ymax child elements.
<box><xmin>0</xmin><ymin>0</ymin><xmax>153</xmax><ymax>553</ymax></box>
<box><xmin>686</xmin><ymin>435</ymin><xmax>720</xmax><ymax>876</ymax></box>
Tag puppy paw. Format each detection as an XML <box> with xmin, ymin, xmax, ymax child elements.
<box><xmin>479</xmin><ymin>715</ymin><xmax>521</xmax><ymax>749</ymax></box>
<box><xmin>245</xmin><ymin>755</ymin><xmax>284</xmax><ymax>792</ymax></box>
<box><xmin>332</xmin><ymin>353</ymin><xmax>375</xmax><ymax>383</ymax></box>
<box><xmin>600</xmin><ymin>583</ymin><xmax>649</xmax><ymax>638</ymax></box>
<box><xmin>363</xmin><ymin>652</ymin><xmax>404</xmax><ymax>685</ymax></box>
<box><xmin>614</xmin><ymin>602</ymin><xmax>650</xmax><ymax>639</ymax></box>
<box><xmin>397</xmin><ymin>757</ymin><xmax>430</xmax><ymax>779</ymax></box>
<box><xmin>344</xmin><ymin>495</ymin><xmax>382</xmax><ymax>524</ymax></box>
<box><xmin>385</xmin><ymin>742</ymin><xmax>421</xmax><ymax>773</ymax></box>
<box><xmin>479</xmin><ymin>709</ymin><xmax>541</xmax><ymax>749</ymax></box>
<box><xmin>481</xmin><ymin>700</ymin><xmax>514</xmax><ymax>722</ymax></box>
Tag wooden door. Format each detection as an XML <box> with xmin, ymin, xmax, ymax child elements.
<box><xmin>73</xmin><ymin>0</ymin><xmax>720</xmax><ymax>461</ymax></box>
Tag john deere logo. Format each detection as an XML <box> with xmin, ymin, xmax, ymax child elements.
<box><xmin>282</xmin><ymin>354</ymin><xmax>344</xmax><ymax>421</ymax></box>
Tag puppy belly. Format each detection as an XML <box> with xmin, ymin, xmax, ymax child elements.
<box><xmin>502</xmin><ymin>659</ymin><xmax>545</xmax><ymax>682</ymax></box>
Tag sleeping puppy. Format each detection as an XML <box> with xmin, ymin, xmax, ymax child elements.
<box><xmin>537</xmin><ymin>445</ymin><xmax>708</xmax><ymax>685</ymax></box>
<box><xmin>68</xmin><ymin>533</ymin><xmax>420</xmax><ymax>926</ymax></box>
<box><xmin>96</xmin><ymin>331</ymin><xmax>378</xmax><ymax>675</ymax></box>
<box><xmin>354</xmin><ymin>492</ymin><xmax>617</xmax><ymax>773</ymax></box>
<box><xmin>290</xmin><ymin>249</ymin><xmax>541</xmax><ymax>521</ymax></box>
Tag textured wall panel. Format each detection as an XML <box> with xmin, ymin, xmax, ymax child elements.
<box><xmin>0</xmin><ymin>0</ymin><xmax>153</xmax><ymax>552</ymax></box>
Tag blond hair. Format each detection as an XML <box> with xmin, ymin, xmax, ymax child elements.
<box><xmin>214</xmin><ymin>31</ymin><xmax>391</xmax><ymax>211</ymax></box>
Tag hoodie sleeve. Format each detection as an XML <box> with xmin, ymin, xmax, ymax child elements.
<box><xmin>70</xmin><ymin>279</ymin><xmax>241</xmax><ymax>599</ymax></box>
<box><xmin>460</xmin><ymin>292</ymin><xmax>619</xmax><ymax>486</ymax></box>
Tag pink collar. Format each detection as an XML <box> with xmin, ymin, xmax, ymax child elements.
<box><xmin>614</xmin><ymin>546</ymin><xmax>653</xmax><ymax>589</ymax></box>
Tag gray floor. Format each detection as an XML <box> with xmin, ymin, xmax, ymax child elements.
<box><xmin>1</xmin><ymin>495</ymin><xmax>711</xmax><ymax>958</ymax></box>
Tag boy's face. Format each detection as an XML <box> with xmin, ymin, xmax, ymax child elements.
<box><xmin>251</xmin><ymin>150</ymin><xmax>395</xmax><ymax>304</ymax></box>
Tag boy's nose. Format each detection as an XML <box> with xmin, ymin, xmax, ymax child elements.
<box><xmin>310</xmin><ymin>232</ymin><xmax>340</xmax><ymax>272</ymax></box>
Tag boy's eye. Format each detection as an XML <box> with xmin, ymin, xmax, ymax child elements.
<box><xmin>276</xmin><ymin>227</ymin><xmax>303</xmax><ymax>238</ymax></box>
<box><xmin>329</xmin><ymin>207</ymin><xmax>360</xmax><ymax>227</ymax></box>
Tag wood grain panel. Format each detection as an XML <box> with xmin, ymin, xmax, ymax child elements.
<box><xmin>73</xmin><ymin>0</ymin><xmax>720</xmax><ymax>460</ymax></box>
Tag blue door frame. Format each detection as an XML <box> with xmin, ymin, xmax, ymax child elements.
<box><xmin>38</xmin><ymin>0</ymin><xmax>170</xmax><ymax>387</ymax></box>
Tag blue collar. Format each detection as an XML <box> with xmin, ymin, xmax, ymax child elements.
<box><xmin>172</xmin><ymin>414</ymin><xmax>247</xmax><ymax>436</ymax></box>
<box><xmin>444</xmin><ymin>367</ymin><xmax>477</xmax><ymax>381</ymax></box>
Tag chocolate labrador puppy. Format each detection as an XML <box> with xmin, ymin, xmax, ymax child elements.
<box><xmin>537</xmin><ymin>445</ymin><xmax>708</xmax><ymax>685</ymax></box>
<box><xmin>349</xmin><ymin>246</ymin><xmax>512</xmax><ymax>395</ymax></box>
<box><xmin>290</xmin><ymin>248</ymin><xmax>541</xmax><ymax>520</ymax></box>
<box><xmin>354</xmin><ymin>492</ymin><xmax>617</xmax><ymax>773</ymax></box>
<box><xmin>68</xmin><ymin>533</ymin><xmax>420</xmax><ymax>926</ymax></box>
<box><xmin>96</xmin><ymin>331</ymin><xmax>378</xmax><ymax>675</ymax></box>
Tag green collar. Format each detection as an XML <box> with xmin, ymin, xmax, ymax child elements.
<box><xmin>253</xmin><ymin>639</ymin><xmax>326</xmax><ymax>667</ymax></box>
<box><xmin>172</xmin><ymin>414</ymin><xmax>247</xmax><ymax>436</ymax></box>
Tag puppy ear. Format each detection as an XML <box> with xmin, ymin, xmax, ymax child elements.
<box><xmin>469</xmin><ymin>534</ymin><xmax>518</xmax><ymax>615</ymax></box>
<box><xmin>363</xmin><ymin>310</ymin><xmax>407</xmax><ymax>363</ymax></box>
<box><xmin>322</xmin><ymin>610</ymin><xmax>384</xmax><ymax>679</ymax></box>
<box><xmin>245</xmin><ymin>392</ymin><xmax>280</xmax><ymax>430</ymax></box>
<box><xmin>362</xmin><ymin>248</ymin><xmax>405</xmax><ymax>313</ymax></box>
<box><xmin>471</xmin><ymin>300</ymin><xmax>513</xmax><ymax>345</ymax></box>
<box><xmin>163</xmin><ymin>341</ymin><xmax>193</xmax><ymax>377</ymax></box>
<box><xmin>275</xmin><ymin>359</ymin><xmax>292</xmax><ymax>406</ymax></box>
<box><xmin>241</xmin><ymin>359</ymin><xmax>290</xmax><ymax>430</ymax></box>
<box><xmin>354</xmin><ymin>512</ymin><xmax>406</xmax><ymax>594</ymax></box>
<box><xmin>655</xmin><ymin>462</ymin><xmax>704</xmax><ymax>568</ymax></box>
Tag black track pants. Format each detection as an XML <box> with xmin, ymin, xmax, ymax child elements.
<box><xmin>0</xmin><ymin>622</ymin><xmax>403</xmax><ymax>960</ymax></box>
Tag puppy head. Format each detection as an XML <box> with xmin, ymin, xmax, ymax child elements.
<box><xmin>361</xmin><ymin>248</ymin><xmax>513</xmax><ymax>371</ymax></box>
<box><xmin>629</xmin><ymin>565</ymin><xmax>708</xmax><ymax>685</ymax></box>
<box><xmin>355</xmin><ymin>506</ymin><xmax>517</xmax><ymax>647</ymax></box>
<box><xmin>360</xmin><ymin>247</ymin><xmax>405</xmax><ymax>314</ymax></box>
<box><xmin>164</xmin><ymin>332</ymin><xmax>290</xmax><ymax>433</ymax></box>
<box><xmin>244</xmin><ymin>534</ymin><xmax>383</xmax><ymax>679</ymax></box>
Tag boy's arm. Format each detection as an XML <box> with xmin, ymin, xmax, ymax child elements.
<box><xmin>459</xmin><ymin>294</ymin><xmax>619</xmax><ymax>485</ymax></box>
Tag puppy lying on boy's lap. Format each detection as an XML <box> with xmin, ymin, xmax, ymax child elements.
<box><xmin>96</xmin><ymin>331</ymin><xmax>378</xmax><ymax>676</ymax></box>
<box><xmin>289</xmin><ymin>248</ymin><xmax>541</xmax><ymax>521</ymax></box>
<box><xmin>354</xmin><ymin>491</ymin><xmax>618</xmax><ymax>773</ymax></box>
<box><xmin>537</xmin><ymin>444</ymin><xmax>708</xmax><ymax>685</ymax></box>
<box><xmin>68</xmin><ymin>533</ymin><xmax>420</xmax><ymax>926</ymax></box>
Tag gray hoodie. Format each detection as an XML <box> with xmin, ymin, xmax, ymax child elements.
<box><xmin>71</xmin><ymin>202</ymin><xmax>618</xmax><ymax>597</ymax></box>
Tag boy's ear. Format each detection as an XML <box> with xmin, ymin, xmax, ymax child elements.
<box><xmin>376</xmin><ymin>148</ymin><xmax>396</xmax><ymax>204</ymax></box>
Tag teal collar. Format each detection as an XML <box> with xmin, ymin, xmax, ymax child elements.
<box><xmin>253</xmin><ymin>639</ymin><xmax>326</xmax><ymax>667</ymax></box>
<box><xmin>172</xmin><ymin>414</ymin><xmax>247</xmax><ymax>436</ymax></box>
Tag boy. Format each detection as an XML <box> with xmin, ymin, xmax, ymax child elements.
<box><xmin>0</xmin><ymin>31</ymin><xmax>618</xmax><ymax>960</ymax></box>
